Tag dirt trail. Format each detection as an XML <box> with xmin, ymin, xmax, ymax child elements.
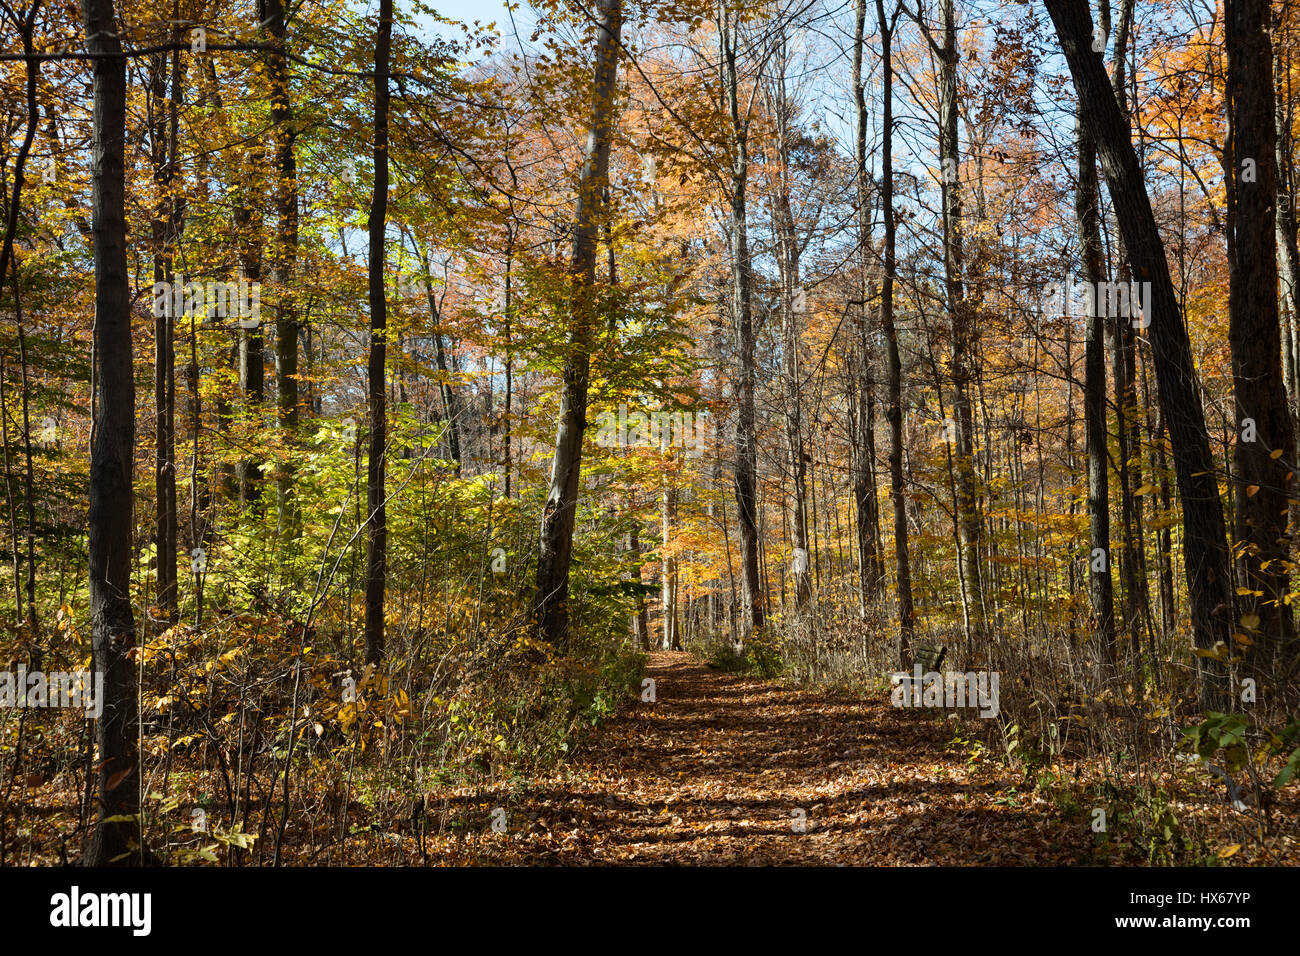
<box><xmin>429</xmin><ymin>652</ymin><xmax>1090</xmax><ymax>865</ymax></box>
<box><xmin>423</xmin><ymin>650</ymin><xmax>1086</xmax><ymax>868</ymax></box>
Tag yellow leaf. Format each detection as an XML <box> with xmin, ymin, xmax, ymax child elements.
<box><xmin>1218</xmin><ymin>844</ymin><xmax>1242</xmax><ymax>859</ymax></box>
<box><xmin>1242</xmin><ymin>613</ymin><xmax>1261</xmax><ymax>630</ymax></box>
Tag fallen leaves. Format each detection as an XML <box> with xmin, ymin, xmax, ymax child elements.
<box><xmin>409</xmin><ymin>652</ymin><xmax>1103</xmax><ymax>865</ymax></box>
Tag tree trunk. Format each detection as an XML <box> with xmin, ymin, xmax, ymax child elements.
<box><xmin>364</xmin><ymin>0</ymin><xmax>392</xmax><ymax>666</ymax></box>
<box><xmin>1275</xmin><ymin>35</ymin><xmax>1300</xmax><ymax>430</ymax></box>
<box><xmin>535</xmin><ymin>0</ymin><xmax>622</xmax><ymax>647</ymax></box>
<box><xmin>720</xmin><ymin>3</ymin><xmax>765</xmax><ymax>644</ymax></box>
<box><xmin>630</xmin><ymin>513</ymin><xmax>649</xmax><ymax>649</ymax></box>
<box><xmin>149</xmin><ymin>44</ymin><xmax>182</xmax><ymax>621</ymax></box>
<box><xmin>1046</xmin><ymin>0</ymin><xmax>1233</xmax><ymax>710</ymax></box>
<box><xmin>877</xmin><ymin>0</ymin><xmax>914</xmax><ymax>667</ymax></box>
<box><xmin>82</xmin><ymin>0</ymin><xmax>141</xmax><ymax>865</ymax></box>
<box><xmin>1075</xmin><ymin>103</ymin><xmax>1117</xmax><ymax>669</ymax></box>
<box><xmin>263</xmin><ymin>0</ymin><xmax>300</xmax><ymax>536</ymax></box>
<box><xmin>938</xmin><ymin>0</ymin><xmax>984</xmax><ymax>651</ymax></box>
<box><xmin>661</xmin><ymin>485</ymin><xmax>678</xmax><ymax>650</ymax></box>
<box><xmin>853</xmin><ymin>0</ymin><xmax>884</xmax><ymax>607</ymax></box>
<box><xmin>768</xmin><ymin>35</ymin><xmax>811</xmax><ymax>610</ymax></box>
<box><xmin>233</xmin><ymin>131</ymin><xmax>264</xmax><ymax>507</ymax></box>
<box><xmin>1227</xmin><ymin>0</ymin><xmax>1298</xmax><ymax>679</ymax></box>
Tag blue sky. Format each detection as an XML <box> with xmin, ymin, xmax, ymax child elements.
<box><xmin>407</xmin><ymin>0</ymin><xmax>539</xmax><ymax>51</ymax></box>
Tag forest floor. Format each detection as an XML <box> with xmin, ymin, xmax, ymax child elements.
<box><xmin>14</xmin><ymin>651</ymin><xmax>1296</xmax><ymax>865</ymax></box>
<box><xmin>421</xmin><ymin>652</ymin><xmax>1101</xmax><ymax>865</ymax></box>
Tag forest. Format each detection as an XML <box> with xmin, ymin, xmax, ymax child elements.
<box><xmin>0</xmin><ymin>0</ymin><xmax>1298</xmax><ymax>871</ymax></box>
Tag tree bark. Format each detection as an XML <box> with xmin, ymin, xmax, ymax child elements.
<box><xmin>852</xmin><ymin>0</ymin><xmax>885</xmax><ymax>607</ymax></box>
<box><xmin>81</xmin><ymin>0</ymin><xmax>141</xmax><ymax>865</ymax></box>
<box><xmin>767</xmin><ymin>33</ymin><xmax>811</xmax><ymax>610</ymax></box>
<box><xmin>233</xmin><ymin>126</ymin><xmax>264</xmax><ymax>507</ymax></box>
<box><xmin>877</xmin><ymin>0</ymin><xmax>914</xmax><ymax>667</ymax></box>
<box><xmin>1227</xmin><ymin>0</ymin><xmax>1298</xmax><ymax>678</ymax></box>
<box><xmin>535</xmin><ymin>0</ymin><xmax>622</xmax><ymax>647</ymax></box>
<box><xmin>1046</xmin><ymin>0</ymin><xmax>1233</xmax><ymax>709</ymax></box>
<box><xmin>1275</xmin><ymin>34</ymin><xmax>1300</xmax><ymax>430</ymax></box>
<box><xmin>938</xmin><ymin>0</ymin><xmax>984</xmax><ymax>650</ymax></box>
<box><xmin>1075</xmin><ymin>106</ymin><xmax>1118</xmax><ymax>671</ymax></box>
<box><xmin>421</xmin><ymin>257</ymin><xmax>463</xmax><ymax>471</ymax></box>
<box><xmin>720</xmin><ymin>3</ymin><xmax>765</xmax><ymax>644</ymax></box>
<box><xmin>149</xmin><ymin>43</ymin><xmax>182</xmax><ymax>621</ymax></box>
<box><xmin>364</xmin><ymin>0</ymin><xmax>392</xmax><ymax>666</ymax></box>
<box><xmin>262</xmin><ymin>0</ymin><xmax>300</xmax><ymax>536</ymax></box>
<box><xmin>661</xmin><ymin>484</ymin><xmax>678</xmax><ymax>650</ymax></box>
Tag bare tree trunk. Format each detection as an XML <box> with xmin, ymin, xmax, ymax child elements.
<box><xmin>1074</xmin><ymin>67</ymin><xmax>1117</xmax><ymax>670</ymax></box>
<box><xmin>1227</xmin><ymin>0</ymin><xmax>1298</xmax><ymax>679</ymax></box>
<box><xmin>1275</xmin><ymin>27</ymin><xmax>1300</xmax><ymax>430</ymax></box>
<box><xmin>877</xmin><ymin>0</ymin><xmax>913</xmax><ymax>667</ymax></box>
<box><xmin>767</xmin><ymin>34</ymin><xmax>810</xmax><ymax>610</ymax></box>
<box><xmin>364</xmin><ymin>0</ymin><xmax>392</xmax><ymax>666</ymax></box>
<box><xmin>263</xmin><ymin>0</ymin><xmax>300</xmax><ymax>536</ymax></box>
<box><xmin>1046</xmin><ymin>0</ymin><xmax>1233</xmax><ymax>710</ymax></box>
<box><xmin>1275</xmin><ymin>13</ymin><xmax>1300</xmax><ymax>553</ymax></box>
<box><xmin>535</xmin><ymin>0</ymin><xmax>622</xmax><ymax>647</ymax></box>
<box><xmin>196</xmin><ymin>58</ymin><xmax>237</xmax><ymax>504</ymax></box>
<box><xmin>1</xmin><ymin>357</ymin><xmax>20</xmax><ymax>624</ymax></box>
<box><xmin>661</xmin><ymin>485</ymin><xmax>678</xmax><ymax>650</ymax></box>
<box><xmin>938</xmin><ymin>0</ymin><xmax>984</xmax><ymax>651</ymax></box>
<box><xmin>720</xmin><ymin>3</ymin><xmax>765</xmax><ymax>644</ymax></box>
<box><xmin>410</xmin><ymin>244</ymin><xmax>464</xmax><ymax>470</ymax></box>
<box><xmin>502</xmin><ymin>226</ymin><xmax>514</xmax><ymax>494</ymax></box>
<box><xmin>16</xmin><ymin>318</ymin><xmax>35</xmax><ymax>638</ymax></box>
<box><xmin>233</xmin><ymin>127</ymin><xmax>264</xmax><ymax>507</ymax></box>
<box><xmin>149</xmin><ymin>43</ymin><xmax>182</xmax><ymax>621</ymax></box>
<box><xmin>629</xmin><ymin>511</ymin><xmax>649</xmax><ymax>649</ymax></box>
<box><xmin>81</xmin><ymin>0</ymin><xmax>141</xmax><ymax>865</ymax></box>
<box><xmin>852</xmin><ymin>0</ymin><xmax>884</xmax><ymax>607</ymax></box>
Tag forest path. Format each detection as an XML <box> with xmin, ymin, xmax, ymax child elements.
<box><xmin>438</xmin><ymin>652</ymin><xmax>1089</xmax><ymax>864</ymax></box>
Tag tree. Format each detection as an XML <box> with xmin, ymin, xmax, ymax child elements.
<box><xmin>937</xmin><ymin>0</ymin><xmax>984</xmax><ymax>653</ymax></box>
<box><xmin>851</xmin><ymin>0</ymin><xmax>884</xmax><ymax>609</ymax></box>
<box><xmin>1226</xmin><ymin>0</ymin><xmax>1298</xmax><ymax>678</ymax></box>
<box><xmin>147</xmin><ymin>39</ymin><xmax>183</xmax><ymax>622</ymax></box>
<box><xmin>262</xmin><ymin>0</ymin><xmax>301</xmax><ymax>535</ymax></box>
<box><xmin>876</xmin><ymin>0</ymin><xmax>914</xmax><ymax>667</ymax></box>
<box><xmin>719</xmin><ymin>1</ymin><xmax>765</xmax><ymax>643</ymax></box>
<box><xmin>364</xmin><ymin>0</ymin><xmax>393</xmax><ymax>666</ymax></box>
<box><xmin>764</xmin><ymin>25</ymin><xmax>812</xmax><ymax>610</ymax></box>
<box><xmin>1046</xmin><ymin>0</ymin><xmax>1233</xmax><ymax>709</ymax></box>
<box><xmin>535</xmin><ymin>0</ymin><xmax>623</xmax><ymax>647</ymax></box>
<box><xmin>1074</xmin><ymin>2</ymin><xmax>1117</xmax><ymax>671</ymax></box>
<box><xmin>81</xmin><ymin>0</ymin><xmax>141</xmax><ymax>865</ymax></box>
